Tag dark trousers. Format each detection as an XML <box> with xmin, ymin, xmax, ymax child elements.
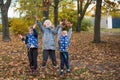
<box><xmin>60</xmin><ymin>52</ymin><xmax>70</xmax><ymax>70</ymax></box>
<box><xmin>28</xmin><ymin>48</ymin><xmax>38</xmax><ymax>70</ymax></box>
<box><xmin>42</xmin><ymin>50</ymin><xmax>57</xmax><ymax>67</ymax></box>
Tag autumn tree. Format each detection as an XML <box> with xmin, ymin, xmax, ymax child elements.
<box><xmin>102</xmin><ymin>0</ymin><xmax>120</xmax><ymax>17</ymax></box>
<box><xmin>53</xmin><ymin>0</ymin><xmax>60</xmax><ymax>27</ymax></box>
<box><xmin>52</xmin><ymin>0</ymin><xmax>74</xmax><ymax>27</ymax></box>
<box><xmin>76</xmin><ymin>0</ymin><xmax>92</xmax><ymax>32</ymax></box>
<box><xmin>42</xmin><ymin>0</ymin><xmax>51</xmax><ymax>21</ymax></box>
<box><xmin>0</xmin><ymin>0</ymin><xmax>11</xmax><ymax>41</ymax></box>
<box><xmin>93</xmin><ymin>0</ymin><xmax>102</xmax><ymax>43</ymax></box>
<box><xmin>17</xmin><ymin>0</ymin><xmax>51</xmax><ymax>21</ymax></box>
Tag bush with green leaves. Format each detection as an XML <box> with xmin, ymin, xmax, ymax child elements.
<box><xmin>58</xmin><ymin>8</ymin><xmax>92</xmax><ymax>31</ymax></box>
<box><xmin>81</xmin><ymin>18</ymin><xmax>93</xmax><ymax>31</ymax></box>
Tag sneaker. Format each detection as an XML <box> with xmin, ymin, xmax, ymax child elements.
<box><xmin>66</xmin><ymin>69</ymin><xmax>71</xmax><ymax>73</ymax></box>
<box><xmin>60</xmin><ymin>70</ymin><xmax>64</xmax><ymax>77</ymax></box>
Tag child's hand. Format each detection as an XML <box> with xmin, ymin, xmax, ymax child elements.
<box><xmin>33</xmin><ymin>24</ymin><xmax>37</xmax><ymax>29</ymax></box>
<box><xmin>69</xmin><ymin>23</ymin><xmax>73</xmax><ymax>28</ymax></box>
<box><xmin>60</xmin><ymin>21</ymin><xmax>63</xmax><ymax>25</ymax></box>
<box><xmin>18</xmin><ymin>34</ymin><xmax>23</xmax><ymax>39</ymax></box>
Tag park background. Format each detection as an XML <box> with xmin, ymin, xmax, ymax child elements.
<box><xmin>0</xmin><ymin>0</ymin><xmax>120</xmax><ymax>80</ymax></box>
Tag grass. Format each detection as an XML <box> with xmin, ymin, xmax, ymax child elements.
<box><xmin>88</xmin><ymin>27</ymin><xmax>120</xmax><ymax>34</ymax></box>
<box><xmin>100</xmin><ymin>28</ymin><xmax>120</xmax><ymax>33</ymax></box>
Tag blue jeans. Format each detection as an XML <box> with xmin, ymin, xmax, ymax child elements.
<box><xmin>60</xmin><ymin>52</ymin><xmax>70</xmax><ymax>70</ymax></box>
<box><xmin>42</xmin><ymin>50</ymin><xmax>57</xmax><ymax>67</ymax></box>
<box><xmin>28</xmin><ymin>48</ymin><xmax>38</xmax><ymax>70</ymax></box>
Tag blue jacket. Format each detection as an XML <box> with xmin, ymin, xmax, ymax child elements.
<box><xmin>58</xmin><ymin>27</ymin><xmax>72</xmax><ymax>52</ymax></box>
<box><xmin>22</xmin><ymin>29</ymin><xmax>38</xmax><ymax>49</ymax></box>
<box><xmin>36</xmin><ymin>20</ymin><xmax>60</xmax><ymax>50</ymax></box>
<box><xmin>58</xmin><ymin>35</ymin><xmax>69</xmax><ymax>52</ymax></box>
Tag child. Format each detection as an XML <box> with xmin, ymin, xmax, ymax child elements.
<box><xmin>58</xmin><ymin>22</ymin><xmax>72</xmax><ymax>76</ymax></box>
<box><xmin>34</xmin><ymin>16</ymin><xmax>60</xmax><ymax>76</ymax></box>
<box><xmin>18</xmin><ymin>24</ymin><xmax>38</xmax><ymax>75</ymax></box>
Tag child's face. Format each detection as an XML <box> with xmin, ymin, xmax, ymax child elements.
<box><xmin>43</xmin><ymin>20</ymin><xmax>51</xmax><ymax>27</ymax></box>
<box><xmin>62</xmin><ymin>31</ymin><xmax>67</xmax><ymax>36</ymax></box>
<box><xmin>29</xmin><ymin>28</ymin><xmax>33</xmax><ymax>34</ymax></box>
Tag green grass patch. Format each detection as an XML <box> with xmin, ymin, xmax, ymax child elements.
<box><xmin>100</xmin><ymin>28</ymin><xmax>120</xmax><ymax>33</ymax></box>
<box><xmin>88</xmin><ymin>27</ymin><xmax>120</xmax><ymax>34</ymax></box>
<box><xmin>73</xmin><ymin>68</ymin><xmax>89</xmax><ymax>75</ymax></box>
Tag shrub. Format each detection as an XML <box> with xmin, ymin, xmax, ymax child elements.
<box><xmin>81</xmin><ymin>18</ymin><xmax>92</xmax><ymax>31</ymax></box>
<box><xmin>10</xmin><ymin>18</ymin><xmax>30</xmax><ymax>35</ymax></box>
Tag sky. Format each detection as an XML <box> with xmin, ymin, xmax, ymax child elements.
<box><xmin>8</xmin><ymin>7</ymin><xmax>19</xmax><ymax>18</ymax></box>
<box><xmin>8</xmin><ymin>0</ymin><xmax>19</xmax><ymax>18</ymax></box>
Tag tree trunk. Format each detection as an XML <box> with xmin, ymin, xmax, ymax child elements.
<box><xmin>76</xmin><ymin>0</ymin><xmax>91</xmax><ymax>32</ymax></box>
<box><xmin>76</xmin><ymin>17</ymin><xmax>83</xmax><ymax>32</ymax></box>
<box><xmin>76</xmin><ymin>0</ymin><xmax>81</xmax><ymax>32</ymax></box>
<box><xmin>1</xmin><ymin>8</ymin><xmax>10</xmax><ymax>41</ymax></box>
<box><xmin>43</xmin><ymin>7</ymin><xmax>49</xmax><ymax>21</ymax></box>
<box><xmin>54</xmin><ymin>0</ymin><xmax>59</xmax><ymax>27</ymax></box>
<box><xmin>43</xmin><ymin>0</ymin><xmax>50</xmax><ymax>21</ymax></box>
<box><xmin>93</xmin><ymin>0</ymin><xmax>102</xmax><ymax>43</ymax></box>
<box><xmin>1</xmin><ymin>0</ymin><xmax>11</xmax><ymax>41</ymax></box>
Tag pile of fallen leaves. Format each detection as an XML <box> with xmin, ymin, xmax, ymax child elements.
<box><xmin>0</xmin><ymin>32</ymin><xmax>120</xmax><ymax>80</ymax></box>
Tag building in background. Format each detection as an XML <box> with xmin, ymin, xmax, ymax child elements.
<box><xmin>88</xmin><ymin>0</ymin><xmax>120</xmax><ymax>28</ymax></box>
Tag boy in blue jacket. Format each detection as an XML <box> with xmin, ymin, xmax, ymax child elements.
<box><xmin>19</xmin><ymin>24</ymin><xmax>38</xmax><ymax>75</ymax></box>
<box><xmin>58</xmin><ymin>22</ymin><xmax>72</xmax><ymax>76</ymax></box>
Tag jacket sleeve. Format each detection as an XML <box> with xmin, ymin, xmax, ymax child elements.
<box><xmin>36</xmin><ymin>20</ymin><xmax>44</xmax><ymax>32</ymax></box>
<box><xmin>33</xmin><ymin>29</ymin><xmax>38</xmax><ymax>38</ymax></box>
<box><xmin>58</xmin><ymin>27</ymin><xmax>62</xmax><ymax>40</ymax></box>
<box><xmin>48</xmin><ymin>25</ymin><xmax>61</xmax><ymax>35</ymax></box>
<box><xmin>68</xmin><ymin>28</ymin><xmax>72</xmax><ymax>40</ymax></box>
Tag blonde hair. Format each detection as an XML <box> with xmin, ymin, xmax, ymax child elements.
<box><xmin>62</xmin><ymin>30</ymin><xmax>67</xmax><ymax>36</ymax></box>
<box><xmin>43</xmin><ymin>19</ymin><xmax>52</xmax><ymax>27</ymax></box>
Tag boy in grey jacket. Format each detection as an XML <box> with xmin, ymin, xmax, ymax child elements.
<box><xmin>35</xmin><ymin>16</ymin><xmax>60</xmax><ymax>70</ymax></box>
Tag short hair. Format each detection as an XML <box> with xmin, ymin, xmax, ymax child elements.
<box><xmin>62</xmin><ymin>30</ymin><xmax>67</xmax><ymax>33</ymax></box>
<box><xmin>28</xmin><ymin>26</ymin><xmax>33</xmax><ymax>30</ymax></box>
<box><xmin>43</xmin><ymin>19</ymin><xmax>52</xmax><ymax>26</ymax></box>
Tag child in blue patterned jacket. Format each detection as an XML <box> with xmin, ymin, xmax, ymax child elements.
<box><xmin>18</xmin><ymin>24</ymin><xmax>38</xmax><ymax>75</ymax></box>
<box><xmin>58</xmin><ymin>21</ymin><xmax>72</xmax><ymax>76</ymax></box>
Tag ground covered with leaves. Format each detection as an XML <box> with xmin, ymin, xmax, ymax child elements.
<box><xmin>0</xmin><ymin>32</ymin><xmax>120</xmax><ymax>80</ymax></box>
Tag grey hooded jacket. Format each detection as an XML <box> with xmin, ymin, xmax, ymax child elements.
<box><xmin>36</xmin><ymin>20</ymin><xmax>60</xmax><ymax>50</ymax></box>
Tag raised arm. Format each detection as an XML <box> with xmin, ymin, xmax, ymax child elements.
<box><xmin>58</xmin><ymin>27</ymin><xmax>62</xmax><ymax>39</ymax></box>
<box><xmin>33</xmin><ymin>29</ymin><xmax>38</xmax><ymax>38</ymax></box>
<box><xmin>34</xmin><ymin>15</ymin><xmax>44</xmax><ymax>32</ymax></box>
<box><xmin>68</xmin><ymin>28</ymin><xmax>72</xmax><ymax>39</ymax></box>
<box><xmin>31</xmin><ymin>24</ymin><xmax>38</xmax><ymax>38</ymax></box>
